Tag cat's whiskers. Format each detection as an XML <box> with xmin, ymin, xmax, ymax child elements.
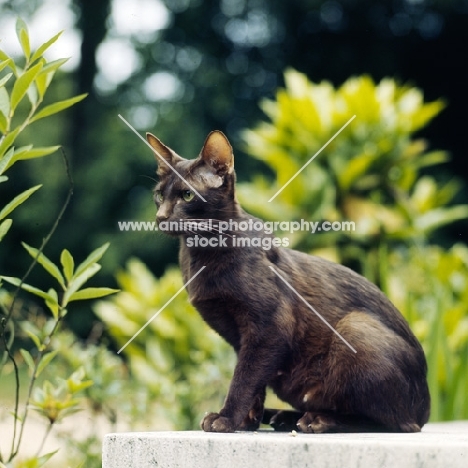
<box><xmin>184</xmin><ymin>218</ymin><xmax>251</xmax><ymax>238</ymax></box>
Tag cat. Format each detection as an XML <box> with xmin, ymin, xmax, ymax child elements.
<box><xmin>146</xmin><ymin>129</ymin><xmax>430</xmax><ymax>433</ymax></box>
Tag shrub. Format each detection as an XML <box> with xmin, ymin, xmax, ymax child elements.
<box><xmin>238</xmin><ymin>70</ymin><xmax>466</xmax><ymax>262</ymax></box>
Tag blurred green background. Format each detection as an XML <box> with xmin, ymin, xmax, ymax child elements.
<box><xmin>1</xmin><ymin>1</ymin><xmax>468</xmax><ymax>465</ymax></box>
<box><xmin>0</xmin><ymin>1</ymin><xmax>466</xmax><ymax>337</ymax></box>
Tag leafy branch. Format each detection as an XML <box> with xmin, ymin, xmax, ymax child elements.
<box><xmin>1</xmin><ymin>241</ymin><xmax>118</xmax><ymax>462</ymax></box>
<box><xmin>0</xmin><ymin>20</ymin><xmax>117</xmax><ymax>467</ymax></box>
<box><xmin>0</xmin><ymin>19</ymin><xmax>86</xmax><ymax>167</ymax></box>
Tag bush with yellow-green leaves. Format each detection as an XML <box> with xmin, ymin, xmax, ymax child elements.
<box><xmin>238</xmin><ymin>70</ymin><xmax>466</xmax><ymax>258</ymax></box>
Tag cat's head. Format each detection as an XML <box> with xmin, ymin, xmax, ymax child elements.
<box><xmin>146</xmin><ymin>130</ymin><xmax>240</xmax><ymax>235</ymax></box>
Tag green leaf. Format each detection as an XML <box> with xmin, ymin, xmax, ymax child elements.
<box><xmin>0</xmin><ymin>58</ymin><xmax>13</xmax><ymax>73</ymax></box>
<box><xmin>75</xmin><ymin>242</ymin><xmax>110</xmax><ymax>277</ymax></box>
<box><xmin>35</xmin><ymin>62</ymin><xmax>50</xmax><ymax>98</ymax></box>
<box><xmin>30</xmin><ymin>93</ymin><xmax>87</xmax><ymax>123</ymax></box>
<box><xmin>0</xmin><ymin>72</ymin><xmax>13</xmax><ymax>88</ymax></box>
<box><xmin>0</xmin><ymin>86</ymin><xmax>10</xmax><ymax>119</ymax></box>
<box><xmin>416</xmin><ymin>205</ymin><xmax>468</xmax><ymax>233</ymax></box>
<box><xmin>16</xmin><ymin>18</ymin><xmax>30</xmax><ymax>61</ymax></box>
<box><xmin>17</xmin><ymin>146</ymin><xmax>60</xmax><ymax>161</ymax></box>
<box><xmin>38</xmin><ymin>57</ymin><xmax>69</xmax><ymax>75</ymax></box>
<box><xmin>25</xmin><ymin>329</ymin><xmax>42</xmax><ymax>349</ymax></box>
<box><xmin>0</xmin><ymin>111</ymin><xmax>7</xmax><ymax>134</ymax></box>
<box><xmin>45</xmin><ymin>288</ymin><xmax>59</xmax><ymax>319</ymax></box>
<box><xmin>36</xmin><ymin>450</ymin><xmax>59</xmax><ymax>467</ymax></box>
<box><xmin>0</xmin><ymin>218</ymin><xmax>12</xmax><ymax>242</ymax></box>
<box><xmin>0</xmin><ymin>184</ymin><xmax>42</xmax><ymax>220</ymax></box>
<box><xmin>68</xmin><ymin>287</ymin><xmax>120</xmax><ymax>302</ymax></box>
<box><xmin>0</xmin><ymin>276</ymin><xmax>56</xmax><ymax>302</ymax></box>
<box><xmin>22</xmin><ymin>242</ymin><xmax>66</xmax><ymax>289</ymax></box>
<box><xmin>27</xmin><ymin>81</ymin><xmax>38</xmax><ymax>105</ymax></box>
<box><xmin>4</xmin><ymin>146</ymin><xmax>61</xmax><ymax>171</ymax></box>
<box><xmin>411</xmin><ymin>150</ymin><xmax>449</xmax><ymax>170</ymax></box>
<box><xmin>0</xmin><ymin>147</ymin><xmax>15</xmax><ymax>176</ymax></box>
<box><xmin>11</xmin><ymin>144</ymin><xmax>33</xmax><ymax>160</ymax></box>
<box><xmin>338</xmin><ymin>151</ymin><xmax>378</xmax><ymax>190</ymax></box>
<box><xmin>0</xmin><ymin>51</ymin><xmax>16</xmax><ymax>74</ymax></box>
<box><xmin>34</xmin><ymin>57</ymin><xmax>69</xmax><ymax>99</ymax></box>
<box><xmin>63</xmin><ymin>263</ymin><xmax>101</xmax><ymax>306</ymax></box>
<box><xmin>0</xmin><ymin>126</ymin><xmax>20</xmax><ymax>159</ymax></box>
<box><xmin>0</xmin><ymin>175</ymin><xmax>8</xmax><ymax>183</ymax></box>
<box><xmin>19</xmin><ymin>29</ymin><xmax>31</xmax><ymax>61</ymax></box>
<box><xmin>10</xmin><ymin>61</ymin><xmax>43</xmax><ymax>112</ymax></box>
<box><xmin>30</xmin><ymin>31</ymin><xmax>63</xmax><ymax>64</ymax></box>
<box><xmin>61</xmin><ymin>249</ymin><xmax>74</xmax><ymax>281</ymax></box>
<box><xmin>36</xmin><ymin>350</ymin><xmax>59</xmax><ymax>378</ymax></box>
<box><xmin>20</xmin><ymin>348</ymin><xmax>35</xmax><ymax>374</ymax></box>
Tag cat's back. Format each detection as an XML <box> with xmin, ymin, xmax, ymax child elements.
<box><xmin>273</xmin><ymin>247</ymin><xmax>421</xmax><ymax>348</ymax></box>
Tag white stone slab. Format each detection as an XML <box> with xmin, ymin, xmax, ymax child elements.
<box><xmin>103</xmin><ymin>421</ymin><xmax>468</xmax><ymax>468</ymax></box>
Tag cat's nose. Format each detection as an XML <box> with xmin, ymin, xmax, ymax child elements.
<box><xmin>156</xmin><ymin>213</ymin><xmax>169</xmax><ymax>223</ymax></box>
<box><xmin>156</xmin><ymin>206</ymin><xmax>170</xmax><ymax>222</ymax></box>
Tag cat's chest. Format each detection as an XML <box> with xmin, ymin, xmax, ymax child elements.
<box><xmin>182</xmin><ymin>266</ymin><xmax>248</xmax><ymax>349</ymax></box>
<box><xmin>179</xmin><ymin>243</ymin><xmax>282</xmax><ymax>335</ymax></box>
<box><xmin>184</xmin><ymin>264</ymin><xmax>243</xmax><ymax>305</ymax></box>
<box><xmin>180</xmin><ymin>244</ymin><xmax>264</xmax><ymax>303</ymax></box>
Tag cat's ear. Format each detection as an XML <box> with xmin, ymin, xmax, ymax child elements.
<box><xmin>200</xmin><ymin>131</ymin><xmax>234</xmax><ymax>176</ymax></box>
<box><xmin>146</xmin><ymin>132</ymin><xmax>183</xmax><ymax>176</ymax></box>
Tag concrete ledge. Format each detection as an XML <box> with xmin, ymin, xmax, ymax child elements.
<box><xmin>103</xmin><ymin>421</ymin><xmax>468</xmax><ymax>468</ymax></box>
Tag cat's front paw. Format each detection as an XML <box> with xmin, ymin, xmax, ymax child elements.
<box><xmin>201</xmin><ymin>412</ymin><xmax>236</xmax><ymax>432</ymax></box>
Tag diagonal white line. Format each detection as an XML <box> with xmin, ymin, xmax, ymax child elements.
<box><xmin>117</xmin><ymin>265</ymin><xmax>206</xmax><ymax>354</ymax></box>
<box><xmin>118</xmin><ymin>114</ymin><xmax>207</xmax><ymax>202</ymax></box>
<box><xmin>268</xmin><ymin>115</ymin><xmax>356</xmax><ymax>202</ymax></box>
<box><xmin>269</xmin><ymin>266</ymin><xmax>357</xmax><ymax>353</ymax></box>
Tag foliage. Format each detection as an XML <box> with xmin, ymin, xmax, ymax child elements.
<box><xmin>0</xmin><ymin>242</ymin><xmax>117</xmax><ymax>467</ymax></box>
<box><xmin>0</xmin><ymin>21</ymin><xmax>116</xmax><ymax>467</ymax></box>
<box><xmin>237</xmin><ymin>69</ymin><xmax>468</xmax><ymax>420</ymax></box>
<box><xmin>94</xmin><ymin>260</ymin><xmax>235</xmax><ymax>429</ymax></box>
<box><xmin>239</xmin><ymin>69</ymin><xmax>467</xmax><ymax>257</ymax></box>
<box><xmin>384</xmin><ymin>243</ymin><xmax>468</xmax><ymax>421</ymax></box>
<box><xmin>0</xmin><ymin>19</ymin><xmax>86</xmax><ymax>172</ymax></box>
<box><xmin>45</xmin><ymin>329</ymin><xmax>153</xmax><ymax>468</ymax></box>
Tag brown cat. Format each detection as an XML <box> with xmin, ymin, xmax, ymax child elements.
<box><xmin>146</xmin><ymin>130</ymin><xmax>430</xmax><ymax>433</ymax></box>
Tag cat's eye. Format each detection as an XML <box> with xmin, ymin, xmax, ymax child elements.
<box><xmin>182</xmin><ymin>190</ymin><xmax>195</xmax><ymax>202</ymax></box>
<box><xmin>154</xmin><ymin>190</ymin><xmax>164</xmax><ymax>203</ymax></box>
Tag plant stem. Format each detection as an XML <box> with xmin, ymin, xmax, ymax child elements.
<box><xmin>9</xmin><ymin>315</ymin><xmax>62</xmax><ymax>462</ymax></box>
<box><xmin>5</xmin><ymin>150</ymin><xmax>73</xmax><ymax>463</ymax></box>
<box><xmin>35</xmin><ymin>413</ymin><xmax>54</xmax><ymax>457</ymax></box>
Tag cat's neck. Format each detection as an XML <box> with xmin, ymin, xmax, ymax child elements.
<box><xmin>206</xmin><ymin>196</ymin><xmax>246</xmax><ymax>220</ymax></box>
<box><xmin>178</xmin><ymin>203</ymin><xmax>256</xmax><ymax>259</ymax></box>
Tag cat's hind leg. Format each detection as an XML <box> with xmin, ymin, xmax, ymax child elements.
<box><xmin>317</xmin><ymin>311</ymin><xmax>429</xmax><ymax>433</ymax></box>
<box><xmin>296</xmin><ymin>412</ymin><xmax>394</xmax><ymax>433</ymax></box>
<box><xmin>264</xmin><ymin>409</ymin><xmax>397</xmax><ymax>433</ymax></box>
